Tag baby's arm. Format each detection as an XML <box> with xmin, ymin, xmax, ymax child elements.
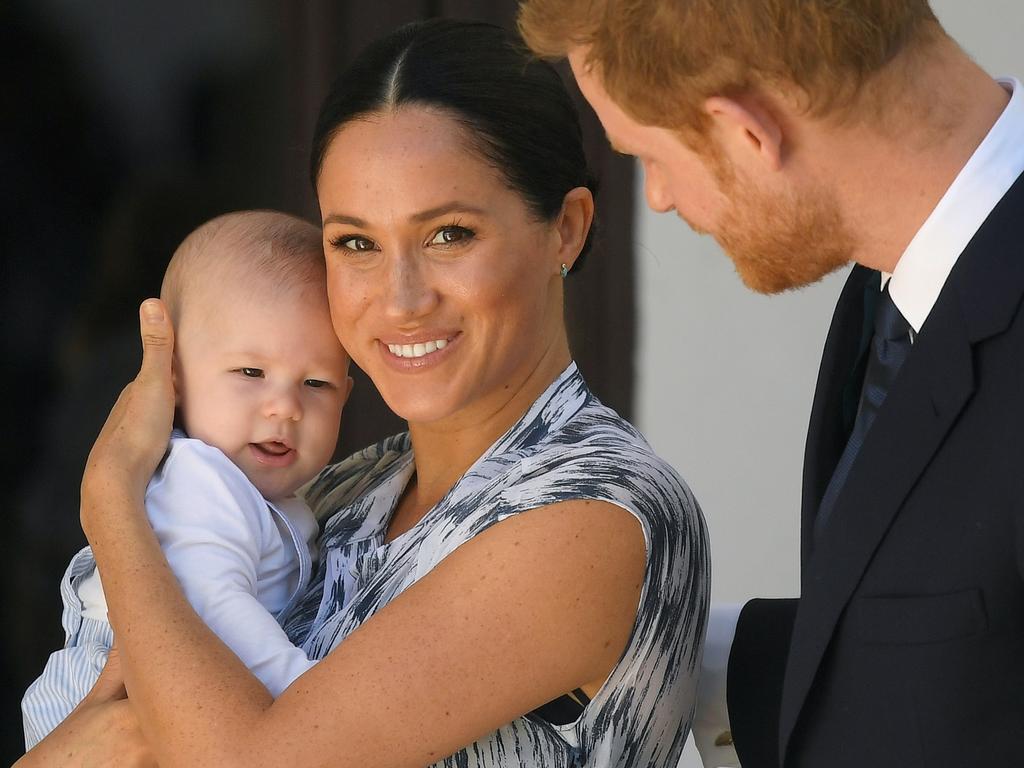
<box><xmin>146</xmin><ymin>439</ymin><xmax>317</xmax><ymax>696</ymax></box>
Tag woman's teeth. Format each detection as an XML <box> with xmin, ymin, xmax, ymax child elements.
<box><xmin>387</xmin><ymin>339</ymin><xmax>448</xmax><ymax>358</ymax></box>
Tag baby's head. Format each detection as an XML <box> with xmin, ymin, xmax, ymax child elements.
<box><xmin>162</xmin><ymin>210</ymin><xmax>351</xmax><ymax>501</ymax></box>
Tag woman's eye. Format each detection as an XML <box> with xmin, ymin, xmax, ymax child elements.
<box><xmin>428</xmin><ymin>226</ymin><xmax>474</xmax><ymax>247</ymax></box>
<box><xmin>330</xmin><ymin>235</ymin><xmax>377</xmax><ymax>252</ymax></box>
<box><xmin>239</xmin><ymin>368</ymin><xmax>264</xmax><ymax>378</ymax></box>
<box><xmin>304</xmin><ymin>379</ymin><xmax>330</xmax><ymax>389</ymax></box>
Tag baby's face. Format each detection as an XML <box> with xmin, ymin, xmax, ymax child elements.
<box><xmin>174</xmin><ymin>284</ymin><xmax>351</xmax><ymax>501</ymax></box>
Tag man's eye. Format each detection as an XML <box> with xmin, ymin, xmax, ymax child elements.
<box><xmin>239</xmin><ymin>368</ymin><xmax>264</xmax><ymax>378</ymax></box>
<box><xmin>304</xmin><ymin>379</ymin><xmax>329</xmax><ymax>389</ymax></box>
<box><xmin>428</xmin><ymin>226</ymin><xmax>474</xmax><ymax>247</ymax></box>
<box><xmin>329</xmin><ymin>235</ymin><xmax>377</xmax><ymax>252</ymax></box>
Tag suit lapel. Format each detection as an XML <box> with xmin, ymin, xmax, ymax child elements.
<box><xmin>780</xmin><ymin>294</ymin><xmax>975</xmax><ymax>761</ymax></box>
<box><xmin>799</xmin><ymin>266</ymin><xmax>877</xmax><ymax>563</ymax></box>
<box><xmin>779</xmin><ymin>171</ymin><xmax>1024</xmax><ymax>764</ymax></box>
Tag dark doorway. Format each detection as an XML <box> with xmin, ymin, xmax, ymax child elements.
<box><xmin>3</xmin><ymin>2</ymin><xmax>634</xmax><ymax>762</ymax></box>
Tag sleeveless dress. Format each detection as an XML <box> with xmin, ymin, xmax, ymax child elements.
<box><xmin>282</xmin><ymin>363</ymin><xmax>709</xmax><ymax>767</ymax></box>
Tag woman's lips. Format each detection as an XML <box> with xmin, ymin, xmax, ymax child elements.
<box><xmin>249</xmin><ymin>441</ymin><xmax>297</xmax><ymax>467</ymax></box>
<box><xmin>386</xmin><ymin>337</ymin><xmax>449</xmax><ymax>358</ymax></box>
<box><xmin>378</xmin><ymin>332</ymin><xmax>460</xmax><ymax>371</ymax></box>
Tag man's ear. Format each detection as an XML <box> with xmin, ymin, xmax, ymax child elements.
<box><xmin>704</xmin><ymin>95</ymin><xmax>784</xmax><ymax>171</ymax></box>
<box><xmin>555</xmin><ymin>186</ymin><xmax>596</xmax><ymax>273</ymax></box>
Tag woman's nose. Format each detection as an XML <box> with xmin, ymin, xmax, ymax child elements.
<box><xmin>384</xmin><ymin>251</ymin><xmax>439</xmax><ymax>320</ymax></box>
<box><xmin>262</xmin><ymin>388</ymin><xmax>302</xmax><ymax>422</ymax></box>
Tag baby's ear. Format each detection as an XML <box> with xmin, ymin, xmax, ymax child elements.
<box><xmin>170</xmin><ymin>352</ymin><xmax>183</xmax><ymax>406</ymax></box>
<box><xmin>343</xmin><ymin>376</ymin><xmax>355</xmax><ymax>402</ymax></box>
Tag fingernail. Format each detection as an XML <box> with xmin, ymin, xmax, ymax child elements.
<box><xmin>142</xmin><ymin>300</ymin><xmax>164</xmax><ymax>323</ymax></box>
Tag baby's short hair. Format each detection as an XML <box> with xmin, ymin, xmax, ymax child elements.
<box><xmin>161</xmin><ymin>210</ymin><xmax>325</xmax><ymax>324</ymax></box>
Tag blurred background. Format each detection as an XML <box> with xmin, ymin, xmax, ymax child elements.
<box><xmin>2</xmin><ymin>1</ymin><xmax>1020</xmax><ymax>765</ymax></box>
<box><xmin>2</xmin><ymin>0</ymin><xmax>635</xmax><ymax>761</ymax></box>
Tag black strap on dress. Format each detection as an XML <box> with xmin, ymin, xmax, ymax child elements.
<box><xmin>531</xmin><ymin>688</ymin><xmax>591</xmax><ymax>725</ymax></box>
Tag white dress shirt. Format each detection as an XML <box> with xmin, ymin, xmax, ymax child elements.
<box><xmin>693</xmin><ymin>76</ymin><xmax>1024</xmax><ymax>768</ymax></box>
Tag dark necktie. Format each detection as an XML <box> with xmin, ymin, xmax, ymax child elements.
<box><xmin>813</xmin><ymin>281</ymin><xmax>913</xmax><ymax>539</ymax></box>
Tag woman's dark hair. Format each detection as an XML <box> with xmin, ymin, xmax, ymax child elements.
<box><xmin>310</xmin><ymin>18</ymin><xmax>597</xmax><ymax>270</ymax></box>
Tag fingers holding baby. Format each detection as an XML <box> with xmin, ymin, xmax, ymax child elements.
<box><xmin>81</xmin><ymin>299</ymin><xmax>177</xmax><ymax>526</ymax></box>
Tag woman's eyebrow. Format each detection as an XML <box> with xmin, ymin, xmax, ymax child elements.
<box><xmin>410</xmin><ymin>201</ymin><xmax>486</xmax><ymax>222</ymax></box>
<box><xmin>323</xmin><ymin>213</ymin><xmax>367</xmax><ymax>227</ymax></box>
<box><xmin>323</xmin><ymin>202</ymin><xmax>486</xmax><ymax>229</ymax></box>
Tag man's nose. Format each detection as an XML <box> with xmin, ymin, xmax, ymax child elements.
<box><xmin>643</xmin><ymin>164</ymin><xmax>675</xmax><ymax>214</ymax></box>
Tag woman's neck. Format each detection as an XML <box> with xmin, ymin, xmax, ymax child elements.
<box><xmin>399</xmin><ymin>339</ymin><xmax>572</xmax><ymax>522</ymax></box>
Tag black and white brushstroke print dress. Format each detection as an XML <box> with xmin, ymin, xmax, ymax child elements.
<box><xmin>282</xmin><ymin>363</ymin><xmax>709</xmax><ymax>767</ymax></box>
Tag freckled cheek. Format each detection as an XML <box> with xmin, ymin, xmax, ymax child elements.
<box><xmin>439</xmin><ymin>263</ymin><xmax>515</xmax><ymax>334</ymax></box>
<box><xmin>326</xmin><ymin>272</ymin><xmax>372</xmax><ymax>350</ymax></box>
<box><xmin>440</xmin><ymin>262</ymin><xmax>498</xmax><ymax>304</ymax></box>
<box><xmin>465</xmin><ymin>257</ymin><xmax>549</xmax><ymax>347</ymax></box>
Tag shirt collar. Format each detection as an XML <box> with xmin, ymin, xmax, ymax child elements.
<box><xmin>886</xmin><ymin>76</ymin><xmax>1024</xmax><ymax>333</ymax></box>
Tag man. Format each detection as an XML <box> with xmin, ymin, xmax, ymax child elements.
<box><xmin>519</xmin><ymin>2</ymin><xmax>1024</xmax><ymax>767</ymax></box>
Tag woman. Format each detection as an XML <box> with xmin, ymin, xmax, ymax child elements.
<box><xmin>21</xmin><ymin>19</ymin><xmax>708</xmax><ymax>768</ymax></box>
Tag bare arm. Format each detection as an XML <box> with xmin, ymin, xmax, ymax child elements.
<box><xmin>78</xmin><ymin>301</ymin><xmax>646</xmax><ymax>768</ymax></box>
<box><xmin>16</xmin><ymin>648</ymin><xmax>156</xmax><ymax>768</ymax></box>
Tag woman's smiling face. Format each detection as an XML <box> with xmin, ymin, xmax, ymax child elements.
<box><xmin>317</xmin><ymin>106</ymin><xmax>571</xmax><ymax>428</ymax></box>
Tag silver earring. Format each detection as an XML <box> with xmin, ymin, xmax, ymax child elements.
<box><xmin>560</xmin><ymin>263</ymin><xmax>569</xmax><ymax>278</ymax></box>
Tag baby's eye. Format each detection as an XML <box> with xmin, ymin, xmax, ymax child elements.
<box><xmin>304</xmin><ymin>379</ymin><xmax>330</xmax><ymax>389</ymax></box>
<box><xmin>329</xmin><ymin>235</ymin><xmax>378</xmax><ymax>252</ymax></box>
<box><xmin>239</xmin><ymin>368</ymin><xmax>264</xmax><ymax>378</ymax></box>
<box><xmin>428</xmin><ymin>225</ymin><xmax>474</xmax><ymax>247</ymax></box>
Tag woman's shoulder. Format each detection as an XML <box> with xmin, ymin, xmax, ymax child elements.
<box><xmin>496</xmin><ymin>395</ymin><xmax>702</xmax><ymax>530</ymax></box>
<box><xmin>559</xmin><ymin>395</ymin><xmax>654</xmax><ymax>453</ymax></box>
<box><xmin>303</xmin><ymin>432</ymin><xmax>412</xmax><ymax>516</ymax></box>
<box><xmin>548</xmin><ymin>398</ymin><xmax>691</xmax><ymax>487</ymax></box>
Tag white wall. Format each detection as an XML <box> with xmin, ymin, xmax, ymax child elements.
<box><xmin>629</xmin><ymin>4</ymin><xmax>1024</xmax><ymax>766</ymax></box>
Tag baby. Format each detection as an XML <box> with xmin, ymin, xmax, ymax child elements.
<box><xmin>22</xmin><ymin>210</ymin><xmax>351</xmax><ymax>749</ymax></box>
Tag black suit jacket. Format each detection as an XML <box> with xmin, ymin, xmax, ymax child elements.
<box><xmin>727</xmin><ymin>172</ymin><xmax>1024</xmax><ymax>768</ymax></box>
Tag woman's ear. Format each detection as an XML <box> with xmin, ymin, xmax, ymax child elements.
<box><xmin>703</xmin><ymin>94</ymin><xmax>784</xmax><ymax>172</ymax></box>
<box><xmin>555</xmin><ymin>186</ymin><xmax>596</xmax><ymax>272</ymax></box>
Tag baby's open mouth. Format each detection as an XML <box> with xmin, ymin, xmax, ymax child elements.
<box><xmin>254</xmin><ymin>441</ymin><xmax>290</xmax><ymax>456</ymax></box>
<box><xmin>249</xmin><ymin>441</ymin><xmax>296</xmax><ymax>467</ymax></box>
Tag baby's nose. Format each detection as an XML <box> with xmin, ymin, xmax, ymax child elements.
<box><xmin>262</xmin><ymin>388</ymin><xmax>302</xmax><ymax>421</ymax></box>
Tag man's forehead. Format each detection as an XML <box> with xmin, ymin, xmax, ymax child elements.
<box><xmin>567</xmin><ymin>46</ymin><xmax>600</xmax><ymax>93</ymax></box>
<box><xmin>571</xmin><ymin>72</ymin><xmax>636</xmax><ymax>149</ymax></box>
<box><xmin>566</xmin><ymin>45</ymin><xmax>665</xmax><ymax>159</ymax></box>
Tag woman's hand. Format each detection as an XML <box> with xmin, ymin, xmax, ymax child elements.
<box><xmin>17</xmin><ymin>302</ymin><xmax>174</xmax><ymax>767</ymax></box>
<box><xmin>81</xmin><ymin>300</ymin><xmax>175</xmax><ymax>535</ymax></box>
<box><xmin>16</xmin><ymin>648</ymin><xmax>157</xmax><ymax>768</ymax></box>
